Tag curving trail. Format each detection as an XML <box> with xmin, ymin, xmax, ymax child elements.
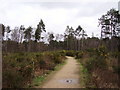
<box><xmin>40</xmin><ymin>56</ymin><xmax>82</xmax><ymax>88</ymax></box>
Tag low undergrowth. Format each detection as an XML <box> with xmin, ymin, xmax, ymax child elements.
<box><xmin>2</xmin><ymin>51</ymin><xmax>66</xmax><ymax>88</ymax></box>
<box><xmin>3</xmin><ymin>48</ymin><xmax>119</xmax><ymax>88</ymax></box>
<box><xmin>75</xmin><ymin>46</ymin><xmax>120</xmax><ymax>88</ymax></box>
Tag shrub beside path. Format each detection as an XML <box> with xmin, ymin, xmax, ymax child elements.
<box><xmin>37</xmin><ymin>56</ymin><xmax>83</xmax><ymax>88</ymax></box>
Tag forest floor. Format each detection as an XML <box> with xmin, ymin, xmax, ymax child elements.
<box><xmin>35</xmin><ymin>56</ymin><xmax>84</xmax><ymax>88</ymax></box>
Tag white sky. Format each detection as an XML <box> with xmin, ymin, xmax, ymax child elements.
<box><xmin>0</xmin><ymin>0</ymin><xmax>119</xmax><ymax>37</ymax></box>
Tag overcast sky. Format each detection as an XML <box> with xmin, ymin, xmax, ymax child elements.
<box><xmin>0</xmin><ymin>0</ymin><xmax>119</xmax><ymax>37</ymax></box>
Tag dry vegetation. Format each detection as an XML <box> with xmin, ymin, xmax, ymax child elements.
<box><xmin>74</xmin><ymin>47</ymin><xmax>120</xmax><ymax>88</ymax></box>
<box><xmin>2</xmin><ymin>51</ymin><xmax>66</xmax><ymax>88</ymax></box>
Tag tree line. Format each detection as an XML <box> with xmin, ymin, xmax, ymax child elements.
<box><xmin>1</xmin><ymin>8</ymin><xmax>120</xmax><ymax>53</ymax></box>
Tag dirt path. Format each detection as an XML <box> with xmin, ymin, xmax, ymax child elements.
<box><xmin>40</xmin><ymin>56</ymin><xmax>82</xmax><ymax>88</ymax></box>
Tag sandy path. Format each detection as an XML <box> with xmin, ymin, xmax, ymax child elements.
<box><xmin>41</xmin><ymin>56</ymin><xmax>81</xmax><ymax>88</ymax></box>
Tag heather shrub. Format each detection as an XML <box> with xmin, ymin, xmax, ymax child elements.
<box><xmin>58</xmin><ymin>50</ymin><xmax>66</xmax><ymax>56</ymax></box>
<box><xmin>85</xmin><ymin>46</ymin><xmax>108</xmax><ymax>72</ymax></box>
<box><xmin>51</xmin><ymin>52</ymin><xmax>62</xmax><ymax>64</ymax></box>
<box><xmin>75</xmin><ymin>51</ymin><xmax>84</xmax><ymax>59</ymax></box>
<box><xmin>85</xmin><ymin>56</ymin><xmax>107</xmax><ymax>72</ymax></box>
<box><xmin>65</xmin><ymin>50</ymin><xmax>75</xmax><ymax>56</ymax></box>
<box><xmin>3</xmin><ymin>69</ymin><xmax>24</xmax><ymax>88</ymax></box>
<box><xmin>3</xmin><ymin>53</ymin><xmax>33</xmax><ymax>88</ymax></box>
<box><xmin>3</xmin><ymin>51</ymin><xmax>66</xmax><ymax>88</ymax></box>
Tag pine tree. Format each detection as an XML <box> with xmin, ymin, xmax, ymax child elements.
<box><xmin>35</xmin><ymin>19</ymin><xmax>46</xmax><ymax>42</ymax></box>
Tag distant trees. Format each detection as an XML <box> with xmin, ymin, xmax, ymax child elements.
<box><xmin>3</xmin><ymin>26</ymin><xmax>11</xmax><ymax>52</ymax></box>
<box><xmin>55</xmin><ymin>34</ymin><xmax>63</xmax><ymax>42</ymax></box>
<box><xmin>75</xmin><ymin>25</ymin><xmax>82</xmax><ymax>37</ymax></box>
<box><xmin>2</xmin><ymin>17</ymin><xmax>108</xmax><ymax>53</ymax></box>
<box><xmin>1</xmin><ymin>18</ymin><xmax>91</xmax><ymax>52</ymax></box>
<box><xmin>47</xmin><ymin>32</ymin><xmax>55</xmax><ymax>50</ymax></box>
<box><xmin>19</xmin><ymin>25</ymin><xmax>25</xmax><ymax>43</ymax></box>
<box><xmin>1</xmin><ymin>24</ymin><xmax>5</xmax><ymax>39</ymax></box>
<box><xmin>48</xmin><ymin>32</ymin><xmax>54</xmax><ymax>43</ymax></box>
<box><xmin>98</xmin><ymin>8</ymin><xmax>120</xmax><ymax>52</ymax></box>
<box><xmin>2</xmin><ymin>19</ymin><xmax>48</xmax><ymax>52</ymax></box>
<box><xmin>64</xmin><ymin>26</ymin><xmax>75</xmax><ymax>50</ymax></box>
<box><xmin>75</xmin><ymin>25</ymin><xmax>82</xmax><ymax>50</ymax></box>
<box><xmin>75</xmin><ymin>25</ymin><xmax>87</xmax><ymax>50</ymax></box>
<box><xmin>3</xmin><ymin>14</ymin><xmax>119</xmax><ymax>52</ymax></box>
<box><xmin>24</xmin><ymin>26</ymin><xmax>33</xmax><ymax>52</ymax></box>
<box><xmin>64</xmin><ymin>25</ymin><xmax>87</xmax><ymax>50</ymax></box>
<box><xmin>11</xmin><ymin>27</ymin><xmax>19</xmax><ymax>42</ymax></box>
<box><xmin>24</xmin><ymin>26</ymin><xmax>32</xmax><ymax>42</ymax></box>
<box><xmin>6</xmin><ymin>26</ymin><xmax>11</xmax><ymax>40</ymax></box>
<box><xmin>35</xmin><ymin>19</ymin><xmax>46</xmax><ymax>42</ymax></box>
<box><xmin>98</xmin><ymin>8</ymin><xmax>120</xmax><ymax>38</ymax></box>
